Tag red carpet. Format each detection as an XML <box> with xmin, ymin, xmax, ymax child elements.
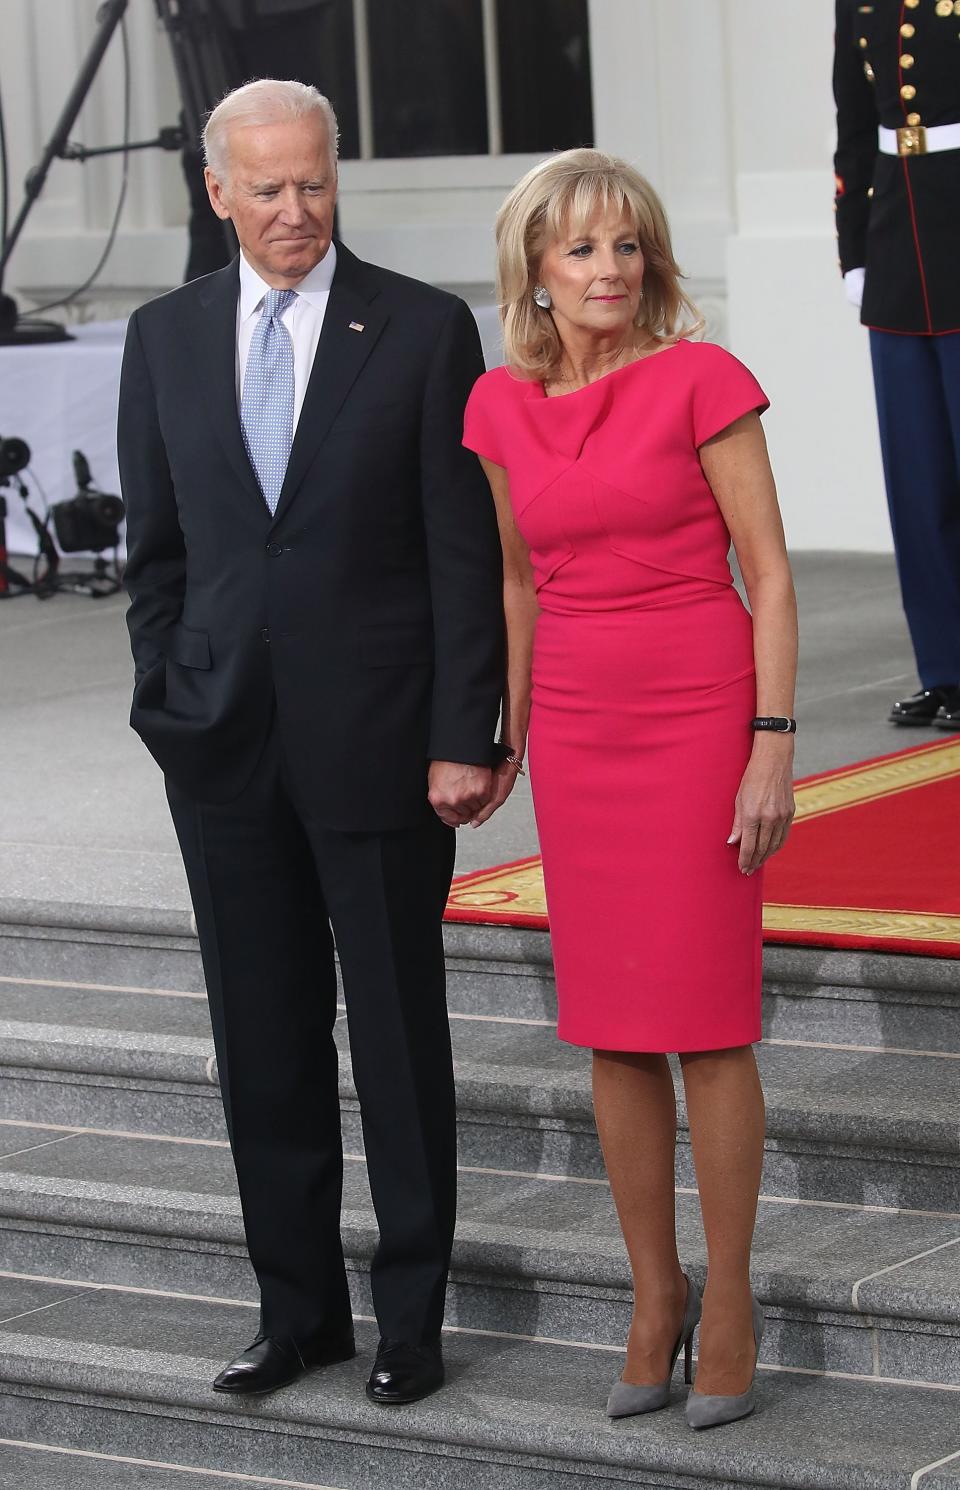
<box><xmin>445</xmin><ymin>737</ymin><xmax>960</xmax><ymax>957</ymax></box>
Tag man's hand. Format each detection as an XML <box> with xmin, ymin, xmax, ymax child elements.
<box><xmin>428</xmin><ymin>761</ymin><xmax>493</xmax><ymax>827</ymax></box>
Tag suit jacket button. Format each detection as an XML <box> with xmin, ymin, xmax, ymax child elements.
<box><xmin>260</xmin><ymin>627</ymin><xmax>271</xmax><ymax>642</ymax></box>
<box><xmin>266</xmin><ymin>542</ymin><xmax>283</xmax><ymax>557</ymax></box>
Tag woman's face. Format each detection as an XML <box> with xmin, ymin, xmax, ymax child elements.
<box><xmin>537</xmin><ymin>201</ymin><xmax>645</xmax><ymax>344</ymax></box>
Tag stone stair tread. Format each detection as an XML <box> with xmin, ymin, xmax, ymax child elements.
<box><xmin>2</xmin><ymin>1127</ymin><xmax>958</xmax><ymax>1327</ymax></box>
<box><xmin>5</xmin><ymin>998</ymin><xmax>957</xmax><ymax>1157</ymax></box>
<box><xmin>0</xmin><ymin>979</ymin><xmax>211</xmax><ymax>1037</ymax></box>
<box><xmin>0</xmin><ymin>1442</ymin><xmax>279</xmax><ymax>1490</ymax></box>
<box><xmin>0</xmin><ymin>1283</ymin><xmax>958</xmax><ymax>1490</ymax></box>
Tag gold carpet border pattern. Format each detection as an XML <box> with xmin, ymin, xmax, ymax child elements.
<box><xmin>448</xmin><ymin>860</ymin><xmax>547</xmax><ymax>918</ymax></box>
<box><xmin>762</xmin><ymin>903</ymin><xmax>960</xmax><ymax>944</ymax></box>
<box><xmin>793</xmin><ymin>739</ymin><xmax>960</xmax><ymax>821</ymax></box>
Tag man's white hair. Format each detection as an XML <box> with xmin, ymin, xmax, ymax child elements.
<box><xmin>203</xmin><ymin>79</ymin><xmax>339</xmax><ymax>181</ymax></box>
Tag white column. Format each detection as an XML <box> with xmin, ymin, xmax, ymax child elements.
<box><xmin>653</xmin><ymin>0</ymin><xmax>734</xmax><ymax>280</ymax></box>
<box><xmin>723</xmin><ymin>0</ymin><xmax>890</xmax><ymax>551</ymax></box>
<box><xmin>588</xmin><ymin>0</ymin><xmax>663</xmax><ymax>188</ymax></box>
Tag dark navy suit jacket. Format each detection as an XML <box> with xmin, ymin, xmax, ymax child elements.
<box><xmin>119</xmin><ymin>242</ymin><xmax>504</xmax><ymax>829</ymax></box>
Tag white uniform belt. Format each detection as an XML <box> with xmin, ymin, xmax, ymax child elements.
<box><xmin>878</xmin><ymin>121</ymin><xmax>960</xmax><ymax>156</ymax></box>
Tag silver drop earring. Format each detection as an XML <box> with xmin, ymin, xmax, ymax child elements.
<box><xmin>533</xmin><ymin>284</ymin><xmax>552</xmax><ymax>309</ymax></box>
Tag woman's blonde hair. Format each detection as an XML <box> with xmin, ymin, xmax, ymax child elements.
<box><xmin>495</xmin><ymin>148</ymin><xmax>702</xmax><ymax>380</ymax></box>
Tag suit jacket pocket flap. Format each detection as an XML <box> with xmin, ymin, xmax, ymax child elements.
<box><xmin>170</xmin><ymin>624</ymin><xmax>212</xmax><ymax>669</ymax></box>
<box><xmin>360</xmin><ymin>622</ymin><xmax>433</xmax><ymax>667</ymax></box>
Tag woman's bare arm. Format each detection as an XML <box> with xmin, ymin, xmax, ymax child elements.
<box><xmin>699</xmin><ymin>412</ymin><xmax>798</xmax><ymax>873</ymax></box>
<box><xmin>470</xmin><ymin>456</ymin><xmax>538</xmax><ymax>826</ymax></box>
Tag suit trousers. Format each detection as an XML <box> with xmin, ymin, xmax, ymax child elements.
<box><xmin>870</xmin><ymin>330</ymin><xmax>960</xmax><ymax>689</ymax></box>
<box><xmin>165</xmin><ymin>721</ymin><xmax>457</xmax><ymax>1344</ymax></box>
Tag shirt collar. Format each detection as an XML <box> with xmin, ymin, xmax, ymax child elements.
<box><xmin>238</xmin><ymin>242</ymin><xmax>338</xmax><ymax>323</ymax></box>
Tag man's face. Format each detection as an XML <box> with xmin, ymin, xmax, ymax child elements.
<box><xmin>205</xmin><ymin>115</ymin><xmax>337</xmax><ymax>286</ymax></box>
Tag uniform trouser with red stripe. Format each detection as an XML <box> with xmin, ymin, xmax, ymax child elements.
<box><xmin>870</xmin><ymin>329</ymin><xmax>960</xmax><ymax>689</ymax></box>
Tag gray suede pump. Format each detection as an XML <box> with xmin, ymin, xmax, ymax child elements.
<box><xmin>685</xmin><ymin>1294</ymin><xmax>765</xmax><ymax>1430</ymax></box>
<box><xmin>606</xmin><ymin>1274</ymin><xmax>702</xmax><ymax>1418</ymax></box>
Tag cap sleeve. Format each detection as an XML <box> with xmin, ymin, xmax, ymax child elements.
<box><xmin>691</xmin><ymin>343</ymin><xmax>769</xmax><ymax>448</ymax></box>
<box><xmin>463</xmin><ymin>373</ymin><xmax>505</xmax><ymax>466</ymax></box>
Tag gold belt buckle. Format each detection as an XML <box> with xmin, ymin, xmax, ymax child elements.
<box><xmin>897</xmin><ymin>124</ymin><xmax>927</xmax><ymax>155</ymax></box>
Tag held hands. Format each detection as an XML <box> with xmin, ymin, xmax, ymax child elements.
<box><xmin>728</xmin><ymin>735</ymin><xmax>796</xmax><ymax>876</ymax></box>
<box><xmin>428</xmin><ymin>757</ymin><xmax>522</xmax><ymax>828</ymax></box>
<box><xmin>467</xmin><ymin>757</ymin><xmax>522</xmax><ymax>827</ymax></box>
<box><xmin>428</xmin><ymin>761</ymin><xmax>494</xmax><ymax>827</ymax></box>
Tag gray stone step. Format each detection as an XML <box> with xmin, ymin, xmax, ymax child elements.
<box><xmin>3</xmin><ymin>900</ymin><xmax>960</xmax><ymax>1049</ymax></box>
<box><xmin>0</xmin><ymin>1125</ymin><xmax>958</xmax><ymax>1386</ymax></box>
<box><xmin>2</xmin><ymin>987</ymin><xmax>958</xmax><ymax>1209</ymax></box>
<box><xmin>0</xmin><ymin>1441</ymin><xmax>313</xmax><ymax>1490</ymax></box>
<box><xmin>1</xmin><ymin>1277</ymin><xmax>959</xmax><ymax>1490</ymax></box>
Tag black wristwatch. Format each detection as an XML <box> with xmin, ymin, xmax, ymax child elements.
<box><xmin>751</xmin><ymin>716</ymin><xmax>797</xmax><ymax>734</ymax></box>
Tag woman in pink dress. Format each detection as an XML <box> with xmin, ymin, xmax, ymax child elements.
<box><xmin>464</xmin><ymin>150</ymin><xmax>797</xmax><ymax>1429</ymax></box>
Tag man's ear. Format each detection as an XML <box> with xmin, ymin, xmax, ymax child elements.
<box><xmin>204</xmin><ymin>167</ymin><xmax>231</xmax><ymax>223</ymax></box>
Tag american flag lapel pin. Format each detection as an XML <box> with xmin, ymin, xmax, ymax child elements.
<box><xmin>349</xmin><ymin>320</ymin><xmax>365</xmax><ymax>332</ymax></box>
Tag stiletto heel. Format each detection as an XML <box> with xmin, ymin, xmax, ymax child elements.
<box><xmin>606</xmin><ymin>1273</ymin><xmax>702</xmax><ymax>1418</ymax></box>
<box><xmin>685</xmin><ymin>1293</ymin><xmax>765</xmax><ymax>1430</ymax></box>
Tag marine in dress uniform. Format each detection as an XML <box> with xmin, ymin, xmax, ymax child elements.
<box><xmin>834</xmin><ymin>0</ymin><xmax>960</xmax><ymax>727</ymax></box>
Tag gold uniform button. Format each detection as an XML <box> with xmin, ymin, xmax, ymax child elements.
<box><xmin>859</xmin><ymin>35</ymin><xmax>868</xmax><ymax>46</ymax></box>
<box><xmin>900</xmin><ymin>53</ymin><xmax>915</xmax><ymax>67</ymax></box>
<box><xmin>900</xmin><ymin>21</ymin><xmax>915</xmax><ymax>35</ymax></box>
<box><xmin>936</xmin><ymin>0</ymin><xmax>952</xmax><ymax>14</ymax></box>
<box><xmin>904</xmin><ymin>0</ymin><xmax>919</xmax><ymax>8</ymax></box>
<box><xmin>906</xmin><ymin>111</ymin><xmax>922</xmax><ymax>125</ymax></box>
<box><xmin>867</xmin><ymin>186</ymin><xmax>875</xmax><ymax>197</ymax></box>
<box><xmin>901</xmin><ymin>83</ymin><xmax>917</xmax><ymax>99</ymax></box>
<box><xmin>864</xmin><ymin>60</ymin><xmax>876</xmax><ymax>80</ymax></box>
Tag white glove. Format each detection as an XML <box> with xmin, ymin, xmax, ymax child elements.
<box><xmin>844</xmin><ymin>266</ymin><xmax>866</xmax><ymax>308</ymax></box>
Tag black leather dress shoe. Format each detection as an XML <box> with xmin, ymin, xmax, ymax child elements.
<box><xmin>213</xmin><ymin>1329</ymin><xmax>356</xmax><ymax>1395</ymax></box>
<box><xmin>934</xmin><ymin>688</ymin><xmax>960</xmax><ymax>731</ymax></box>
<box><xmin>889</xmin><ymin>686</ymin><xmax>957</xmax><ymax>725</ymax></box>
<box><xmin>365</xmin><ymin>1338</ymin><xmax>444</xmax><ymax>1405</ymax></box>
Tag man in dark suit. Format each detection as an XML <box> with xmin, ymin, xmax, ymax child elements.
<box><xmin>834</xmin><ymin>0</ymin><xmax>960</xmax><ymax>728</ymax></box>
<box><xmin>119</xmin><ymin>79</ymin><xmax>505</xmax><ymax>1405</ymax></box>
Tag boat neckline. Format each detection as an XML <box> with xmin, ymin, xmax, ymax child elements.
<box><xmin>530</xmin><ymin>338</ymin><xmax>688</xmax><ymax>401</ymax></box>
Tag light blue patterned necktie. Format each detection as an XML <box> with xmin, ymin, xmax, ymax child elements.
<box><xmin>240</xmin><ymin>287</ymin><xmax>297</xmax><ymax>515</ymax></box>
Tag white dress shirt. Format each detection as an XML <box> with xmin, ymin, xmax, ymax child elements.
<box><xmin>236</xmin><ymin>243</ymin><xmax>337</xmax><ymax>431</ymax></box>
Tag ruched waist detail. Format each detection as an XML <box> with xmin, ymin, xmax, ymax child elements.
<box><xmin>537</xmin><ymin>575</ymin><xmax>738</xmax><ymax>617</ymax></box>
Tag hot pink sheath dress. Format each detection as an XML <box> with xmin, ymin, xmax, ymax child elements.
<box><xmin>463</xmin><ymin>339</ymin><xmax>770</xmax><ymax>1053</ymax></box>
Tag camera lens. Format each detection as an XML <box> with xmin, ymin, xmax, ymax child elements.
<box><xmin>94</xmin><ymin>494</ymin><xmax>125</xmax><ymax>526</ymax></box>
<box><xmin>0</xmin><ymin>436</ymin><xmax>31</xmax><ymax>477</ymax></box>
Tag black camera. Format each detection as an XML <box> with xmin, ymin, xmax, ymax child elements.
<box><xmin>50</xmin><ymin>450</ymin><xmax>125</xmax><ymax>554</ymax></box>
<box><xmin>0</xmin><ymin>434</ymin><xmax>30</xmax><ymax>479</ymax></box>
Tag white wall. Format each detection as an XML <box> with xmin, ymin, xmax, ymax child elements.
<box><xmin>0</xmin><ymin>0</ymin><xmax>891</xmax><ymax>551</ymax></box>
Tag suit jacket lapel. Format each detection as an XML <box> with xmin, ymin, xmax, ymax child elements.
<box><xmin>270</xmin><ymin>242</ymin><xmax>389</xmax><ymax>526</ymax></box>
<box><xmin>190</xmin><ymin>259</ymin><xmax>265</xmax><ymax>512</ymax></box>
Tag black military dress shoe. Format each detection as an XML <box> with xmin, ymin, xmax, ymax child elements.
<box><xmin>889</xmin><ymin>686</ymin><xmax>957</xmax><ymax>726</ymax></box>
<box><xmin>934</xmin><ymin>687</ymin><xmax>960</xmax><ymax>731</ymax></box>
<box><xmin>213</xmin><ymin>1328</ymin><xmax>356</xmax><ymax>1395</ymax></box>
<box><xmin>365</xmin><ymin>1338</ymin><xmax>444</xmax><ymax>1405</ymax></box>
